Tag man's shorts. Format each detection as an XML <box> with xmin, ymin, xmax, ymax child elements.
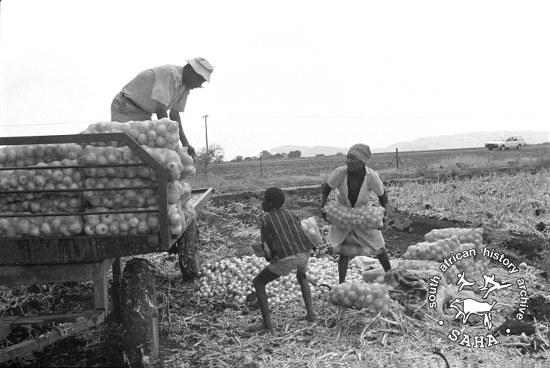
<box><xmin>267</xmin><ymin>252</ymin><xmax>309</xmax><ymax>276</ymax></box>
<box><xmin>111</xmin><ymin>92</ymin><xmax>152</xmax><ymax>122</ymax></box>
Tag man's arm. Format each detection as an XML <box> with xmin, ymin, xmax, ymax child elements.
<box><xmin>168</xmin><ymin>110</ymin><xmax>196</xmax><ymax>158</ymax></box>
<box><xmin>168</xmin><ymin>109</ymin><xmax>181</xmax><ymax>124</ymax></box>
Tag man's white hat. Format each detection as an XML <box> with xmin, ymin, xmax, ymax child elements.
<box><xmin>186</xmin><ymin>57</ymin><xmax>214</xmax><ymax>82</ymax></box>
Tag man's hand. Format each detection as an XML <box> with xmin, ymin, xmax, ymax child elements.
<box><xmin>187</xmin><ymin>145</ymin><xmax>196</xmax><ymax>159</ymax></box>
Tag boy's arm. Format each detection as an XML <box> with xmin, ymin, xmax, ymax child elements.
<box><xmin>260</xmin><ymin>220</ymin><xmax>273</xmax><ymax>261</ymax></box>
<box><xmin>320</xmin><ymin>183</ymin><xmax>332</xmax><ymax>208</ymax></box>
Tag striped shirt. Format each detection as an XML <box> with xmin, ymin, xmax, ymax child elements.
<box><xmin>260</xmin><ymin>208</ymin><xmax>314</xmax><ymax>261</ymax></box>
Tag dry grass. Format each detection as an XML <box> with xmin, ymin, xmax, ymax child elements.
<box><xmin>145</xmin><ymin>251</ymin><xmax>550</xmax><ymax>368</ymax></box>
<box><xmin>389</xmin><ymin>169</ymin><xmax>550</xmax><ymax>239</ymax></box>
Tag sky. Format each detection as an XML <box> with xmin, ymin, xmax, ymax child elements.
<box><xmin>1</xmin><ymin>0</ymin><xmax>549</xmax><ymax>160</ymax></box>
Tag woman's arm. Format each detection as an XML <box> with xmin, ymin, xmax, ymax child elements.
<box><xmin>320</xmin><ymin>183</ymin><xmax>332</xmax><ymax>221</ymax></box>
<box><xmin>378</xmin><ymin>189</ymin><xmax>390</xmax><ymax>227</ymax></box>
<box><xmin>378</xmin><ymin>190</ymin><xmax>388</xmax><ymax>208</ymax></box>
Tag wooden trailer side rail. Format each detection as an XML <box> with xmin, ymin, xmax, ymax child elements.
<box><xmin>0</xmin><ymin>188</ymin><xmax>214</xmax><ymax>365</ymax></box>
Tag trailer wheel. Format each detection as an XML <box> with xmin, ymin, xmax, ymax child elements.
<box><xmin>178</xmin><ymin>220</ymin><xmax>200</xmax><ymax>280</ymax></box>
<box><xmin>121</xmin><ymin>258</ymin><xmax>158</xmax><ymax>368</ymax></box>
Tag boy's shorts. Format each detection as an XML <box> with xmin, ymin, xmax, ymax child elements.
<box><xmin>268</xmin><ymin>252</ymin><xmax>309</xmax><ymax>276</ymax></box>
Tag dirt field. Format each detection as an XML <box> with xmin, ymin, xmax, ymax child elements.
<box><xmin>3</xmin><ymin>183</ymin><xmax>549</xmax><ymax>368</ymax></box>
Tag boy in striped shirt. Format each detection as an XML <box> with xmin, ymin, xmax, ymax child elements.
<box><xmin>253</xmin><ymin>187</ymin><xmax>315</xmax><ymax>332</ymax></box>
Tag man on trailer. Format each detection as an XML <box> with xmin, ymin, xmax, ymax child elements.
<box><xmin>110</xmin><ymin>57</ymin><xmax>214</xmax><ymax>158</ymax></box>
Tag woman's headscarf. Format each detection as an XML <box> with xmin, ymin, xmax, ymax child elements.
<box><xmin>348</xmin><ymin>143</ymin><xmax>371</xmax><ymax>164</ymax></box>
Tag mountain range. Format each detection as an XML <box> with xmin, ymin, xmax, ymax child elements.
<box><xmin>269</xmin><ymin>130</ymin><xmax>549</xmax><ymax>157</ymax></box>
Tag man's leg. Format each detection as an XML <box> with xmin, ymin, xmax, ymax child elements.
<box><xmin>111</xmin><ymin>92</ymin><xmax>151</xmax><ymax>122</ymax></box>
<box><xmin>253</xmin><ymin>267</ymin><xmax>279</xmax><ymax>331</ymax></box>
<box><xmin>296</xmin><ymin>268</ymin><xmax>314</xmax><ymax>321</ymax></box>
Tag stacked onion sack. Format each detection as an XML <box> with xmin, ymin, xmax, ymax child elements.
<box><xmin>0</xmin><ymin>144</ymin><xmax>85</xmax><ymax>237</ymax></box>
<box><xmin>329</xmin><ymin>281</ymin><xmax>390</xmax><ymax>314</ymax></box>
<box><xmin>402</xmin><ymin>227</ymin><xmax>489</xmax><ymax>280</ymax></box>
<box><xmin>80</xmin><ymin>119</ymin><xmax>181</xmax><ymax>150</ymax></box>
<box><xmin>324</xmin><ymin>201</ymin><xmax>384</xmax><ymax>229</ymax></box>
<box><xmin>78</xmin><ymin>119</ymin><xmax>196</xmax><ymax>237</ymax></box>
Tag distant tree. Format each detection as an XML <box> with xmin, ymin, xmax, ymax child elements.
<box><xmin>288</xmin><ymin>150</ymin><xmax>302</xmax><ymax>158</ymax></box>
<box><xmin>315</xmin><ymin>153</ymin><xmax>326</xmax><ymax>157</ymax></box>
<box><xmin>244</xmin><ymin>156</ymin><xmax>253</xmax><ymax>161</ymax></box>
<box><xmin>231</xmin><ymin>155</ymin><xmax>244</xmax><ymax>162</ymax></box>
<box><xmin>273</xmin><ymin>153</ymin><xmax>286</xmax><ymax>160</ymax></box>
<box><xmin>335</xmin><ymin>152</ymin><xmax>344</xmax><ymax>157</ymax></box>
<box><xmin>260</xmin><ymin>150</ymin><xmax>273</xmax><ymax>159</ymax></box>
<box><xmin>197</xmin><ymin>143</ymin><xmax>225</xmax><ymax>166</ymax></box>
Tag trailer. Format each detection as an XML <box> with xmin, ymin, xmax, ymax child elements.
<box><xmin>0</xmin><ymin>133</ymin><xmax>212</xmax><ymax>366</ymax></box>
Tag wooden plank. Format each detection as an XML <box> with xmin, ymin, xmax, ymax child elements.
<box><xmin>150</xmin><ymin>317</ymin><xmax>159</xmax><ymax>359</ymax></box>
<box><xmin>0</xmin><ymin>263</ymin><xmax>95</xmax><ymax>286</ymax></box>
<box><xmin>92</xmin><ymin>259</ymin><xmax>111</xmax><ymax>310</ymax></box>
<box><xmin>0</xmin><ymin>310</ymin><xmax>105</xmax><ymax>365</ymax></box>
<box><xmin>191</xmin><ymin>188</ymin><xmax>214</xmax><ymax>211</ymax></box>
<box><xmin>2</xmin><ymin>312</ymin><xmax>98</xmax><ymax>326</ymax></box>
<box><xmin>112</xmin><ymin>258</ymin><xmax>122</xmax><ymax>321</ymax></box>
<box><xmin>0</xmin><ymin>235</ymin><xmax>159</xmax><ymax>265</ymax></box>
<box><xmin>0</xmin><ymin>321</ymin><xmax>12</xmax><ymax>341</ymax></box>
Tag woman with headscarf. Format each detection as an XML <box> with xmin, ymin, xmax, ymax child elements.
<box><xmin>320</xmin><ymin>143</ymin><xmax>392</xmax><ymax>283</ymax></box>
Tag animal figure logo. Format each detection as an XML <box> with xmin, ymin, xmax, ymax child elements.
<box><xmin>478</xmin><ymin>274</ymin><xmax>512</xmax><ymax>299</ymax></box>
<box><xmin>449</xmin><ymin>298</ymin><xmax>497</xmax><ymax>329</ymax></box>
<box><xmin>449</xmin><ymin>273</ymin><xmax>511</xmax><ymax>330</ymax></box>
<box><xmin>456</xmin><ymin>272</ymin><xmax>475</xmax><ymax>292</ymax></box>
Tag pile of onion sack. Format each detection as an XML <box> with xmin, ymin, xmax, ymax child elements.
<box><xmin>402</xmin><ymin>227</ymin><xmax>489</xmax><ymax>279</ymax></box>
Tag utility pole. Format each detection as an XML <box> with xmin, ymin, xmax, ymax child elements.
<box><xmin>203</xmin><ymin>115</ymin><xmax>209</xmax><ymax>179</ymax></box>
<box><xmin>259</xmin><ymin>152</ymin><xmax>263</xmax><ymax>178</ymax></box>
<box><xmin>390</xmin><ymin>147</ymin><xmax>403</xmax><ymax>169</ymax></box>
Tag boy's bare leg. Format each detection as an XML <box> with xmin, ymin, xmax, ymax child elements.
<box><xmin>338</xmin><ymin>256</ymin><xmax>350</xmax><ymax>284</ymax></box>
<box><xmin>296</xmin><ymin>269</ymin><xmax>314</xmax><ymax>321</ymax></box>
<box><xmin>253</xmin><ymin>268</ymin><xmax>279</xmax><ymax>331</ymax></box>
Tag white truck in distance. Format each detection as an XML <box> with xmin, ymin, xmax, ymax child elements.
<box><xmin>485</xmin><ymin>136</ymin><xmax>526</xmax><ymax>151</ymax></box>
